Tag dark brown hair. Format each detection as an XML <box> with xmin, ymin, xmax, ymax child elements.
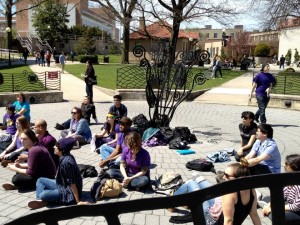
<box><xmin>22</xmin><ymin>129</ymin><xmax>39</xmax><ymax>143</ymax></box>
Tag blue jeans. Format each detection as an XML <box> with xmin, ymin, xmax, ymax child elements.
<box><xmin>107</xmin><ymin>168</ymin><xmax>149</xmax><ymax>189</ymax></box>
<box><xmin>36</xmin><ymin>177</ymin><xmax>60</xmax><ymax>202</ymax></box>
<box><xmin>255</xmin><ymin>95</ymin><xmax>270</xmax><ymax>124</ymax></box>
<box><xmin>174</xmin><ymin>179</ymin><xmax>215</xmax><ymax>213</ymax></box>
<box><xmin>100</xmin><ymin>144</ymin><xmax>121</xmax><ymax>166</ymax></box>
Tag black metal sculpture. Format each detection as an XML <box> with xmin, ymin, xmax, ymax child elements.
<box><xmin>133</xmin><ymin>41</ymin><xmax>210</xmax><ymax>127</ymax></box>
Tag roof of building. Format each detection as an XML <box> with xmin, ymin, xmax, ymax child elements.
<box><xmin>130</xmin><ymin>21</ymin><xmax>199</xmax><ymax>40</ymax></box>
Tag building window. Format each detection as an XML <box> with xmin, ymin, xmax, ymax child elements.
<box><xmin>214</xmin><ymin>33</ymin><xmax>218</xmax><ymax>38</ymax></box>
<box><xmin>206</xmin><ymin>33</ymin><xmax>209</xmax><ymax>38</ymax></box>
<box><xmin>212</xmin><ymin>47</ymin><xmax>215</xmax><ymax>56</ymax></box>
<box><xmin>216</xmin><ymin>47</ymin><xmax>219</xmax><ymax>55</ymax></box>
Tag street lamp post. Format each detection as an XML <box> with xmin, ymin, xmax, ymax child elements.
<box><xmin>6</xmin><ymin>27</ymin><xmax>11</xmax><ymax>67</ymax></box>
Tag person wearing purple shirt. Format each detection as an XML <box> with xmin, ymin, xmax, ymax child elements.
<box><xmin>2</xmin><ymin>129</ymin><xmax>56</xmax><ymax>190</ymax></box>
<box><xmin>99</xmin><ymin>117</ymin><xmax>132</xmax><ymax>168</ymax></box>
<box><xmin>249</xmin><ymin>64</ymin><xmax>276</xmax><ymax>124</ymax></box>
<box><xmin>107</xmin><ymin>132</ymin><xmax>151</xmax><ymax>190</ymax></box>
<box><xmin>0</xmin><ymin>104</ymin><xmax>19</xmax><ymax>143</ymax></box>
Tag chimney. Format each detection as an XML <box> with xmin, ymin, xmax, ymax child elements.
<box><xmin>139</xmin><ymin>17</ymin><xmax>145</xmax><ymax>31</ymax></box>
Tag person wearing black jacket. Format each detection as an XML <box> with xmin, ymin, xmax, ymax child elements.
<box><xmin>83</xmin><ymin>60</ymin><xmax>95</xmax><ymax>103</ymax></box>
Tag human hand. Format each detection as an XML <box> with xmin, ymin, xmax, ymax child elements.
<box><xmin>99</xmin><ymin>159</ymin><xmax>108</xmax><ymax>168</ymax></box>
<box><xmin>15</xmin><ymin>154</ymin><xmax>28</xmax><ymax>163</ymax></box>
<box><xmin>7</xmin><ymin>163</ymin><xmax>16</xmax><ymax>171</ymax></box>
<box><xmin>237</xmin><ymin>149</ymin><xmax>243</xmax><ymax>156</ymax></box>
<box><xmin>248</xmin><ymin>94</ymin><xmax>252</xmax><ymax>102</ymax></box>
<box><xmin>4</xmin><ymin>153</ymin><xmax>11</xmax><ymax>159</ymax></box>
<box><xmin>122</xmin><ymin>177</ymin><xmax>132</xmax><ymax>186</ymax></box>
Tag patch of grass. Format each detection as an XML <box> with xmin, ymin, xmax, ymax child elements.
<box><xmin>98</xmin><ymin>54</ymin><xmax>122</xmax><ymax>64</ymax></box>
<box><xmin>64</xmin><ymin>64</ymin><xmax>245</xmax><ymax>91</ymax></box>
<box><xmin>272</xmin><ymin>71</ymin><xmax>300</xmax><ymax>95</ymax></box>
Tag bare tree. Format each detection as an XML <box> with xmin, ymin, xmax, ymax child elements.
<box><xmin>227</xmin><ymin>30</ymin><xmax>252</xmax><ymax>60</ymax></box>
<box><xmin>90</xmin><ymin>0</ymin><xmax>138</xmax><ymax>64</ymax></box>
<box><xmin>255</xmin><ymin>0</ymin><xmax>300</xmax><ymax>29</ymax></box>
<box><xmin>138</xmin><ymin>0</ymin><xmax>246</xmax><ymax>65</ymax></box>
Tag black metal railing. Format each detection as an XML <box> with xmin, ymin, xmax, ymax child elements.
<box><xmin>5</xmin><ymin>172</ymin><xmax>300</xmax><ymax>225</ymax></box>
<box><xmin>0</xmin><ymin>70</ymin><xmax>61</xmax><ymax>92</ymax></box>
<box><xmin>253</xmin><ymin>71</ymin><xmax>300</xmax><ymax>95</ymax></box>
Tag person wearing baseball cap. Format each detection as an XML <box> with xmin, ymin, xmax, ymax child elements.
<box><xmin>249</xmin><ymin>64</ymin><xmax>276</xmax><ymax>124</ymax></box>
<box><xmin>27</xmin><ymin>138</ymin><xmax>90</xmax><ymax>209</ymax></box>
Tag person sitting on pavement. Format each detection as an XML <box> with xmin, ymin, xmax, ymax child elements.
<box><xmin>27</xmin><ymin>138</ymin><xmax>90</xmax><ymax>209</ymax></box>
<box><xmin>109</xmin><ymin>95</ymin><xmax>128</xmax><ymax>121</ymax></box>
<box><xmin>13</xmin><ymin>92</ymin><xmax>31</xmax><ymax>122</ymax></box>
<box><xmin>17</xmin><ymin>119</ymin><xmax>58</xmax><ymax>167</ymax></box>
<box><xmin>99</xmin><ymin>117</ymin><xmax>132</xmax><ymax>168</ymax></box>
<box><xmin>60</xmin><ymin>107</ymin><xmax>92</xmax><ymax>147</ymax></box>
<box><xmin>2</xmin><ymin>129</ymin><xmax>56</xmax><ymax>190</ymax></box>
<box><xmin>90</xmin><ymin>112</ymin><xmax>119</xmax><ymax>153</ymax></box>
<box><xmin>168</xmin><ymin>161</ymin><xmax>262</xmax><ymax>225</ymax></box>
<box><xmin>244</xmin><ymin>123</ymin><xmax>281</xmax><ymax>175</ymax></box>
<box><xmin>54</xmin><ymin>96</ymin><xmax>98</xmax><ymax>130</ymax></box>
<box><xmin>0</xmin><ymin>116</ymin><xmax>30</xmax><ymax>166</ymax></box>
<box><xmin>0</xmin><ymin>104</ymin><xmax>19</xmax><ymax>144</ymax></box>
<box><xmin>234</xmin><ymin>111</ymin><xmax>257</xmax><ymax>162</ymax></box>
<box><xmin>107</xmin><ymin>132</ymin><xmax>151</xmax><ymax>191</ymax></box>
<box><xmin>260</xmin><ymin>154</ymin><xmax>300</xmax><ymax>224</ymax></box>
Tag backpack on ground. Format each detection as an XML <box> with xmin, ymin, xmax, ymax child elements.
<box><xmin>185</xmin><ymin>158</ymin><xmax>215</xmax><ymax>173</ymax></box>
<box><xmin>77</xmin><ymin>164</ymin><xmax>98</xmax><ymax>178</ymax></box>
<box><xmin>153</xmin><ymin>172</ymin><xmax>183</xmax><ymax>194</ymax></box>
<box><xmin>132</xmin><ymin>114</ymin><xmax>150</xmax><ymax>136</ymax></box>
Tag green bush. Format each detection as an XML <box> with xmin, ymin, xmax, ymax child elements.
<box><xmin>294</xmin><ymin>48</ymin><xmax>300</xmax><ymax>62</ymax></box>
<box><xmin>254</xmin><ymin>43</ymin><xmax>270</xmax><ymax>57</ymax></box>
<box><xmin>285</xmin><ymin>49</ymin><xmax>292</xmax><ymax>62</ymax></box>
<box><xmin>78</xmin><ymin>55</ymin><xmax>98</xmax><ymax>64</ymax></box>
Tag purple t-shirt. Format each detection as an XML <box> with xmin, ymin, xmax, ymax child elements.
<box><xmin>253</xmin><ymin>72</ymin><xmax>276</xmax><ymax>97</ymax></box>
<box><xmin>121</xmin><ymin>147</ymin><xmax>151</xmax><ymax>177</ymax></box>
<box><xmin>38</xmin><ymin>132</ymin><xmax>58</xmax><ymax>167</ymax></box>
<box><xmin>103</xmin><ymin>123</ymin><xmax>120</xmax><ymax>140</ymax></box>
<box><xmin>117</xmin><ymin>131</ymin><xmax>132</xmax><ymax>152</ymax></box>
<box><xmin>26</xmin><ymin>143</ymin><xmax>56</xmax><ymax>179</ymax></box>
<box><xmin>3</xmin><ymin>113</ymin><xmax>19</xmax><ymax>135</ymax></box>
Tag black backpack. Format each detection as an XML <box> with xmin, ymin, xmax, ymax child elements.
<box><xmin>77</xmin><ymin>164</ymin><xmax>98</xmax><ymax>178</ymax></box>
<box><xmin>185</xmin><ymin>158</ymin><xmax>215</xmax><ymax>172</ymax></box>
<box><xmin>132</xmin><ymin>114</ymin><xmax>150</xmax><ymax>136</ymax></box>
<box><xmin>173</xmin><ymin>127</ymin><xmax>197</xmax><ymax>143</ymax></box>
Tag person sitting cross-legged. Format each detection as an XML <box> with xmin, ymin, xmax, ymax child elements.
<box><xmin>244</xmin><ymin>123</ymin><xmax>281</xmax><ymax>175</ymax></box>
<box><xmin>27</xmin><ymin>138</ymin><xmax>90</xmax><ymax>209</ymax></box>
<box><xmin>107</xmin><ymin>132</ymin><xmax>151</xmax><ymax>191</ymax></box>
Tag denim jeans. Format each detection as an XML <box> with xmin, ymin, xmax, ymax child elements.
<box><xmin>36</xmin><ymin>177</ymin><xmax>60</xmax><ymax>202</ymax></box>
<box><xmin>255</xmin><ymin>95</ymin><xmax>270</xmax><ymax>124</ymax></box>
<box><xmin>107</xmin><ymin>168</ymin><xmax>149</xmax><ymax>189</ymax></box>
<box><xmin>174</xmin><ymin>179</ymin><xmax>215</xmax><ymax>213</ymax></box>
<box><xmin>100</xmin><ymin>145</ymin><xmax>121</xmax><ymax>166</ymax></box>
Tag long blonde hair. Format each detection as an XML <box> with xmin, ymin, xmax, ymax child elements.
<box><xmin>16</xmin><ymin>116</ymin><xmax>30</xmax><ymax>136</ymax></box>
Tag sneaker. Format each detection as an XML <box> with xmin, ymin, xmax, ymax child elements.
<box><xmin>94</xmin><ymin>118</ymin><xmax>99</xmax><ymax>124</ymax></box>
<box><xmin>54</xmin><ymin>123</ymin><xmax>65</xmax><ymax>130</ymax></box>
<box><xmin>28</xmin><ymin>200</ymin><xmax>48</xmax><ymax>209</ymax></box>
<box><xmin>2</xmin><ymin>183</ymin><xmax>16</xmax><ymax>190</ymax></box>
<box><xmin>73</xmin><ymin>141</ymin><xmax>80</xmax><ymax>149</ymax></box>
<box><xmin>257</xmin><ymin>200</ymin><xmax>268</xmax><ymax>209</ymax></box>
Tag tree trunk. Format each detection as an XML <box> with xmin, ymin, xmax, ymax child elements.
<box><xmin>122</xmin><ymin>22</ymin><xmax>130</xmax><ymax>64</ymax></box>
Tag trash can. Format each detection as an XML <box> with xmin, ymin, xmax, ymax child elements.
<box><xmin>240</xmin><ymin>62</ymin><xmax>248</xmax><ymax>71</ymax></box>
<box><xmin>198</xmin><ymin>61</ymin><xmax>204</xmax><ymax>67</ymax></box>
<box><xmin>104</xmin><ymin>56</ymin><xmax>109</xmax><ymax>63</ymax></box>
<box><xmin>55</xmin><ymin>55</ymin><xmax>59</xmax><ymax>63</ymax></box>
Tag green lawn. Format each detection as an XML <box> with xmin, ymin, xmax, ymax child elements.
<box><xmin>98</xmin><ymin>54</ymin><xmax>122</xmax><ymax>64</ymax></box>
<box><xmin>272</xmin><ymin>71</ymin><xmax>300</xmax><ymax>95</ymax></box>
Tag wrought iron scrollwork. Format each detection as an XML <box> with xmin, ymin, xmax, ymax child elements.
<box><xmin>131</xmin><ymin>42</ymin><xmax>210</xmax><ymax>127</ymax></box>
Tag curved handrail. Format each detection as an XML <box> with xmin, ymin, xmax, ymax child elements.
<box><xmin>5</xmin><ymin>172</ymin><xmax>300</xmax><ymax>225</ymax></box>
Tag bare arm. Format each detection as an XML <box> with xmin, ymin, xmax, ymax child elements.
<box><xmin>99</xmin><ymin>145</ymin><xmax>121</xmax><ymax>167</ymax></box>
<box><xmin>222</xmin><ymin>193</ymin><xmax>236</xmax><ymax>225</ymax></box>
<box><xmin>7</xmin><ymin>163</ymin><xmax>28</xmax><ymax>175</ymax></box>
<box><xmin>247</xmin><ymin>153</ymin><xmax>270</xmax><ymax>167</ymax></box>
<box><xmin>107</xmin><ymin>132</ymin><xmax>119</xmax><ymax>145</ymax></box>
<box><xmin>249</xmin><ymin>83</ymin><xmax>257</xmax><ymax>101</ymax></box>
<box><xmin>237</xmin><ymin>135</ymin><xmax>256</xmax><ymax>156</ymax></box>
<box><xmin>244</xmin><ymin>150</ymin><xmax>256</xmax><ymax>160</ymax></box>
<box><xmin>70</xmin><ymin>183</ymin><xmax>80</xmax><ymax>203</ymax></box>
<box><xmin>249</xmin><ymin>190</ymin><xmax>262</xmax><ymax>225</ymax></box>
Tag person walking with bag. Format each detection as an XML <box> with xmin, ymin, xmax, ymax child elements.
<box><xmin>83</xmin><ymin>60</ymin><xmax>96</xmax><ymax>103</ymax></box>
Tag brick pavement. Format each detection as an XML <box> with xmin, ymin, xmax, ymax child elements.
<box><xmin>1</xmin><ymin>61</ymin><xmax>300</xmax><ymax>224</ymax></box>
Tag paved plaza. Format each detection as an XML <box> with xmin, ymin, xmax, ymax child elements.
<box><xmin>1</xmin><ymin>60</ymin><xmax>300</xmax><ymax>225</ymax></box>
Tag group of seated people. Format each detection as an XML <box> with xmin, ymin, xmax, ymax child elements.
<box><xmin>0</xmin><ymin>93</ymin><xmax>299</xmax><ymax>224</ymax></box>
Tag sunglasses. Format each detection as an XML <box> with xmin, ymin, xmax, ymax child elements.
<box><xmin>224</xmin><ymin>172</ymin><xmax>235</xmax><ymax>179</ymax></box>
<box><xmin>71</xmin><ymin>111</ymin><xmax>78</xmax><ymax>114</ymax></box>
<box><xmin>241</xmin><ymin>116</ymin><xmax>249</xmax><ymax>120</ymax></box>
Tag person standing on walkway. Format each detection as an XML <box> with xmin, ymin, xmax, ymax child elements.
<box><xmin>249</xmin><ymin>64</ymin><xmax>276</xmax><ymax>124</ymax></box>
<box><xmin>40</xmin><ymin>49</ymin><xmax>46</xmax><ymax>67</ymax></box>
<box><xmin>83</xmin><ymin>60</ymin><xmax>95</xmax><ymax>103</ymax></box>
<box><xmin>59</xmin><ymin>51</ymin><xmax>66</xmax><ymax>73</ymax></box>
<box><xmin>46</xmin><ymin>50</ymin><xmax>52</xmax><ymax>67</ymax></box>
<box><xmin>215</xmin><ymin>56</ymin><xmax>223</xmax><ymax>79</ymax></box>
<box><xmin>23</xmin><ymin>48</ymin><xmax>29</xmax><ymax>64</ymax></box>
<box><xmin>279</xmin><ymin>55</ymin><xmax>285</xmax><ymax>69</ymax></box>
<box><xmin>211</xmin><ymin>55</ymin><xmax>218</xmax><ymax>79</ymax></box>
<box><xmin>70</xmin><ymin>49</ymin><xmax>75</xmax><ymax>63</ymax></box>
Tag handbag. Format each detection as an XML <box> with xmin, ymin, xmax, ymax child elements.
<box><xmin>88</xmin><ymin>76</ymin><xmax>97</xmax><ymax>85</ymax></box>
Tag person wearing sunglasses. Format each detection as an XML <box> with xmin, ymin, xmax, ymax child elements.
<box><xmin>260</xmin><ymin>154</ymin><xmax>300</xmax><ymax>224</ymax></box>
<box><xmin>234</xmin><ymin>111</ymin><xmax>257</xmax><ymax>162</ymax></box>
<box><xmin>244</xmin><ymin>123</ymin><xmax>281</xmax><ymax>175</ymax></box>
<box><xmin>168</xmin><ymin>161</ymin><xmax>261</xmax><ymax>225</ymax></box>
<box><xmin>60</xmin><ymin>107</ymin><xmax>92</xmax><ymax>147</ymax></box>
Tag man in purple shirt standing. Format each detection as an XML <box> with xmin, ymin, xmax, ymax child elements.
<box><xmin>249</xmin><ymin>64</ymin><xmax>276</xmax><ymax>124</ymax></box>
<box><xmin>99</xmin><ymin>117</ymin><xmax>132</xmax><ymax>168</ymax></box>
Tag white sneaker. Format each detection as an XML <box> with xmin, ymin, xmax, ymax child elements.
<box><xmin>73</xmin><ymin>141</ymin><xmax>80</xmax><ymax>149</ymax></box>
<box><xmin>94</xmin><ymin>118</ymin><xmax>99</xmax><ymax>124</ymax></box>
<box><xmin>257</xmin><ymin>200</ymin><xmax>268</xmax><ymax>209</ymax></box>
